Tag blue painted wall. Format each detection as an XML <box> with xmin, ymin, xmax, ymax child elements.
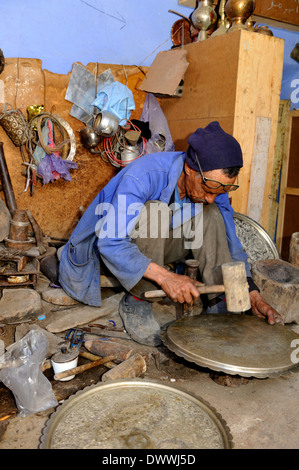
<box><xmin>1</xmin><ymin>0</ymin><xmax>298</xmax><ymax>107</ymax></box>
<box><xmin>0</xmin><ymin>0</ymin><xmax>191</xmax><ymax>72</ymax></box>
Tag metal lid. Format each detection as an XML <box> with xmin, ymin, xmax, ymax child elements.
<box><xmin>40</xmin><ymin>380</ymin><xmax>233</xmax><ymax>449</ymax></box>
<box><xmin>162</xmin><ymin>314</ymin><xmax>299</xmax><ymax>378</ymax></box>
<box><xmin>52</xmin><ymin>348</ymin><xmax>79</xmax><ymax>364</ymax></box>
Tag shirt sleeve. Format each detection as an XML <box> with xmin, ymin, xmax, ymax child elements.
<box><xmin>96</xmin><ymin>174</ymin><xmax>153</xmax><ymax>291</ymax></box>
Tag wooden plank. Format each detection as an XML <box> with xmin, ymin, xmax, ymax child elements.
<box><xmin>276</xmin><ymin>114</ymin><xmax>293</xmax><ymax>252</ymax></box>
<box><xmin>269</xmin><ymin>100</ymin><xmax>291</xmax><ymax>240</ymax></box>
<box><xmin>284</xmin><ymin>187</ymin><xmax>299</xmax><ymax>196</ymax></box>
<box><xmin>254</xmin><ymin>0</ymin><xmax>299</xmax><ymax>27</ymax></box>
<box><xmin>231</xmin><ymin>30</ymin><xmax>284</xmax><ymax>226</ymax></box>
<box><xmin>247</xmin><ymin>117</ymin><xmax>272</xmax><ymax>223</ymax></box>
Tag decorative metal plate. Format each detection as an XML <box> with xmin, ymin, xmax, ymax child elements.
<box><xmin>40</xmin><ymin>380</ymin><xmax>232</xmax><ymax>449</ymax></box>
<box><xmin>162</xmin><ymin>314</ymin><xmax>299</xmax><ymax>378</ymax></box>
<box><xmin>233</xmin><ymin>212</ymin><xmax>280</xmax><ymax>265</ymax></box>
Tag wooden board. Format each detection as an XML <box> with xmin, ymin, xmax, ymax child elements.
<box><xmin>231</xmin><ymin>31</ymin><xmax>284</xmax><ymax>227</ymax></box>
<box><xmin>269</xmin><ymin>100</ymin><xmax>291</xmax><ymax>240</ymax></box>
<box><xmin>254</xmin><ymin>0</ymin><xmax>299</xmax><ymax>27</ymax></box>
<box><xmin>247</xmin><ymin>117</ymin><xmax>272</xmax><ymax>223</ymax></box>
<box><xmin>0</xmin><ymin>59</ymin><xmax>147</xmax><ymax>239</ymax></box>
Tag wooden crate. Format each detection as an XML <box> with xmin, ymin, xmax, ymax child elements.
<box><xmin>160</xmin><ymin>30</ymin><xmax>284</xmax><ymax>231</ymax></box>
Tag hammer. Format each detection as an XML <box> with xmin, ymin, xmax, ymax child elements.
<box><xmin>144</xmin><ymin>262</ymin><xmax>251</xmax><ymax>313</ymax></box>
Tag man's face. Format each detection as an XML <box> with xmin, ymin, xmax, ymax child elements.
<box><xmin>184</xmin><ymin>164</ymin><xmax>238</xmax><ymax>204</ymax></box>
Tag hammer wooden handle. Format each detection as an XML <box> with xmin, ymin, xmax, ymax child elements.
<box><xmin>144</xmin><ymin>284</ymin><xmax>225</xmax><ymax>299</ymax></box>
<box><xmin>53</xmin><ymin>355</ymin><xmax>117</xmax><ymax>380</ymax></box>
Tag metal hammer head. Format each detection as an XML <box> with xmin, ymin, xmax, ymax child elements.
<box><xmin>221</xmin><ymin>262</ymin><xmax>251</xmax><ymax>312</ymax></box>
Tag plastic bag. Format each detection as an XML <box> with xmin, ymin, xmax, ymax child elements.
<box><xmin>0</xmin><ymin>329</ymin><xmax>58</xmax><ymax>417</ymax></box>
<box><xmin>139</xmin><ymin>93</ymin><xmax>175</xmax><ymax>154</ymax></box>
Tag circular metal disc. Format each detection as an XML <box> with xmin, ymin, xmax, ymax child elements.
<box><xmin>40</xmin><ymin>380</ymin><xmax>232</xmax><ymax>449</ymax></box>
<box><xmin>233</xmin><ymin>212</ymin><xmax>280</xmax><ymax>264</ymax></box>
<box><xmin>163</xmin><ymin>314</ymin><xmax>299</xmax><ymax>378</ymax></box>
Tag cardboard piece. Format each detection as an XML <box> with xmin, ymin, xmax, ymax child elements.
<box><xmin>139</xmin><ymin>48</ymin><xmax>189</xmax><ymax>97</ymax></box>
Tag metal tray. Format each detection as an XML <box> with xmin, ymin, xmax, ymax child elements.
<box><xmin>40</xmin><ymin>379</ymin><xmax>233</xmax><ymax>449</ymax></box>
<box><xmin>162</xmin><ymin>314</ymin><xmax>299</xmax><ymax>378</ymax></box>
<box><xmin>233</xmin><ymin>212</ymin><xmax>280</xmax><ymax>265</ymax></box>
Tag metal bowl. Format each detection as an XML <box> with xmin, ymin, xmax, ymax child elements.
<box><xmin>93</xmin><ymin>111</ymin><xmax>119</xmax><ymax>137</ymax></box>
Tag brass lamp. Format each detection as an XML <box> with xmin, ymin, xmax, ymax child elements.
<box><xmin>225</xmin><ymin>0</ymin><xmax>255</xmax><ymax>32</ymax></box>
<box><xmin>191</xmin><ymin>0</ymin><xmax>217</xmax><ymax>41</ymax></box>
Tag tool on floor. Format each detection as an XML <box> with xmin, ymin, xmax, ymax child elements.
<box><xmin>81</xmin><ymin>323</ymin><xmax>132</xmax><ymax>340</ymax></box>
<box><xmin>101</xmin><ymin>353</ymin><xmax>147</xmax><ymax>382</ymax></box>
<box><xmin>79</xmin><ymin>350</ymin><xmax>117</xmax><ymax>369</ymax></box>
<box><xmin>64</xmin><ymin>328</ymin><xmax>85</xmax><ymax>350</ymax></box>
<box><xmin>53</xmin><ymin>354</ymin><xmax>117</xmax><ymax>381</ymax></box>
<box><xmin>25</xmin><ymin>209</ymin><xmax>47</xmax><ymax>255</ymax></box>
<box><xmin>51</xmin><ymin>347</ymin><xmax>80</xmax><ymax>381</ymax></box>
<box><xmin>0</xmin><ymin>142</ymin><xmax>17</xmax><ymax>216</ymax></box>
<box><xmin>144</xmin><ymin>262</ymin><xmax>251</xmax><ymax>313</ymax></box>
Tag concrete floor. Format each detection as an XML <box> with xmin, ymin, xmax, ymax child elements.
<box><xmin>0</xmin><ymin>288</ymin><xmax>299</xmax><ymax>450</ymax></box>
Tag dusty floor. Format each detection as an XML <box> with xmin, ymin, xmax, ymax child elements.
<box><xmin>0</xmin><ymin>284</ymin><xmax>299</xmax><ymax>450</ymax></box>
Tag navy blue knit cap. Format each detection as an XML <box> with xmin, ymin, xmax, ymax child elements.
<box><xmin>186</xmin><ymin>121</ymin><xmax>243</xmax><ymax>172</ymax></box>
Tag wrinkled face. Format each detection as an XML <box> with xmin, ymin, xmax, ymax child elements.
<box><xmin>183</xmin><ymin>163</ymin><xmax>238</xmax><ymax>204</ymax></box>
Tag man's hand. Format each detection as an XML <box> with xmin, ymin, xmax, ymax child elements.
<box><xmin>159</xmin><ymin>272</ymin><xmax>202</xmax><ymax>304</ymax></box>
<box><xmin>249</xmin><ymin>290</ymin><xmax>284</xmax><ymax>325</ymax></box>
<box><xmin>144</xmin><ymin>261</ymin><xmax>202</xmax><ymax>303</ymax></box>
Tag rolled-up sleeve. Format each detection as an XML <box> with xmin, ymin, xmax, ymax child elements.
<box><xmin>96</xmin><ymin>175</ymin><xmax>153</xmax><ymax>291</ymax></box>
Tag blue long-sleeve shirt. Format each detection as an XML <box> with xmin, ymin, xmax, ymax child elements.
<box><xmin>59</xmin><ymin>152</ymin><xmax>250</xmax><ymax>306</ymax></box>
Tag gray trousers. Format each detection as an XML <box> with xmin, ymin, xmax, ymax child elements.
<box><xmin>129</xmin><ymin>201</ymin><xmax>232</xmax><ymax>299</ymax></box>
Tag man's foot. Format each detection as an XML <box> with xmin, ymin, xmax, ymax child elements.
<box><xmin>119</xmin><ymin>294</ymin><xmax>162</xmax><ymax>346</ymax></box>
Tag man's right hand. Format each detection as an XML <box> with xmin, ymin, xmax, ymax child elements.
<box><xmin>144</xmin><ymin>262</ymin><xmax>202</xmax><ymax>304</ymax></box>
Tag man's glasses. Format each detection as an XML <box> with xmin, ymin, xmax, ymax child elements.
<box><xmin>194</xmin><ymin>153</ymin><xmax>239</xmax><ymax>192</ymax></box>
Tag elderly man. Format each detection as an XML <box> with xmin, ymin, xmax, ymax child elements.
<box><xmin>59</xmin><ymin>121</ymin><xmax>283</xmax><ymax>346</ymax></box>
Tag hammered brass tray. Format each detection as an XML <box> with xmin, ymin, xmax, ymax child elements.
<box><xmin>40</xmin><ymin>379</ymin><xmax>232</xmax><ymax>449</ymax></box>
<box><xmin>162</xmin><ymin>314</ymin><xmax>299</xmax><ymax>378</ymax></box>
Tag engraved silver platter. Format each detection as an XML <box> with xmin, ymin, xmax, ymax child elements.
<box><xmin>162</xmin><ymin>314</ymin><xmax>299</xmax><ymax>378</ymax></box>
<box><xmin>40</xmin><ymin>379</ymin><xmax>233</xmax><ymax>449</ymax></box>
<box><xmin>233</xmin><ymin>212</ymin><xmax>280</xmax><ymax>265</ymax></box>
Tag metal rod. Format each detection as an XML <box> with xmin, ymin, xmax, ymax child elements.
<box><xmin>0</xmin><ymin>142</ymin><xmax>17</xmax><ymax>216</ymax></box>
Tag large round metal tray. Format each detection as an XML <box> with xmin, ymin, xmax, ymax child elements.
<box><xmin>40</xmin><ymin>379</ymin><xmax>232</xmax><ymax>449</ymax></box>
<box><xmin>233</xmin><ymin>212</ymin><xmax>280</xmax><ymax>265</ymax></box>
<box><xmin>162</xmin><ymin>314</ymin><xmax>299</xmax><ymax>378</ymax></box>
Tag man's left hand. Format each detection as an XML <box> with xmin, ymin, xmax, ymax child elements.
<box><xmin>249</xmin><ymin>290</ymin><xmax>284</xmax><ymax>325</ymax></box>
